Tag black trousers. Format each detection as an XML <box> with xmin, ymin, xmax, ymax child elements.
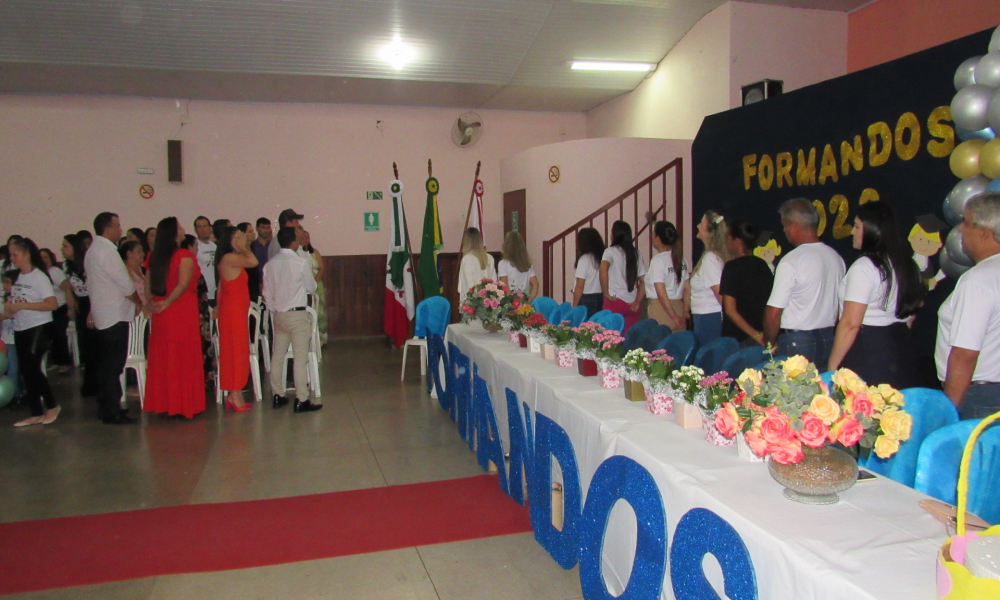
<box><xmin>75</xmin><ymin>297</ymin><xmax>99</xmax><ymax>395</ymax></box>
<box><xmin>96</xmin><ymin>321</ymin><xmax>129</xmax><ymax>419</ymax></box>
<box><xmin>14</xmin><ymin>325</ymin><xmax>56</xmax><ymax>417</ymax></box>
<box><xmin>49</xmin><ymin>305</ymin><xmax>72</xmax><ymax>366</ymax></box>
<box><xmin>841</xmin><ymin>322</ymin><xmax>925</xmax><ymax>390</ymax></box>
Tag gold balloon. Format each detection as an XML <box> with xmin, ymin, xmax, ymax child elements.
<box><xmin>980</xmin><ymin>138</ymin><xmax>1000</xmax><ymax>179</ymax></box>
<box><xmin>951</xmin><ymin>139</ymin><xmax>986</xmax><ymax>179</ymax></box>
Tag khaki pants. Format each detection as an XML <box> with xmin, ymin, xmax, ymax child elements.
<box><xmin>270</xmin><ymin>311</ymin><xmax>312</xmax><ymax>401</ymax></box>
<box><xmin>648</xmin><ymin>298</ymin><xmax>685</xmax><ymax>332</ymax></box>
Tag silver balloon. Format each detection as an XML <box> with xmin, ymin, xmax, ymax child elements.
<box><xmin>955</xmin><ymin>56</ymin><xmax>982</xmax><ymax>90</ymax></box>
<box><xmin>988</xmin><ymin>87</ymin><xmax>1000</xmax><ymax>133</ymax></box>
<box><xmin>944</xmin><ymin>175</ymin><xmax>990</xmax><ymax>226</ymax></box>
<box><xmin>975</xmin><ymin>51</ymin><xmax>1000</xmax><ymax>88</ymax></box>
<box><xmin>945</xmin><ymin>228</ymin><xmax>975</xmax><ymax>267</ymax></box>
<box><xmin>952</xmin><ymin>84</ymin><xmax>995</xmax><ymax>131</ymax></box>
<box><xmin>991</xmin><ymin>25</ymin><xmax>1000</xmax><ymax>53</ymax></box>
<box><xmin>940</xmin><ymin>246</ymin><xmax>973</xmax><ymax>279</ymax></box>
<box><xmin>956</xmin><ymin>125</ymin><xmax>996</xmax><ymax>142</ymax></box>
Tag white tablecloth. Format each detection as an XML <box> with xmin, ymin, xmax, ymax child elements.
<box><xmin>446</xmin><ymin>323</ymin><xmax>943</xmax><ymax>600</ymax></box>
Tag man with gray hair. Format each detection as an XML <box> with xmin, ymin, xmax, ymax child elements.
<box><xmin>936</xmin><ymin>191</ymin><xmax>1000</xmax><ymax>419</ymax></box>
<box><xmin>763</xmin><ymin>198</ymin><xmax>845</xmax><ymax>366</ymax></box>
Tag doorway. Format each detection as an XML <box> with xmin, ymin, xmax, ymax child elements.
<box><xmin>503</xmin><ymin>189</ymin><xmax>526</xmax><ymax>241</ymax></box>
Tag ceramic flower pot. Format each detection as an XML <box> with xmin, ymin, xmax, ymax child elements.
<box><xmin>577</xmin><ymin>358</ymin><xmax>598</xmax><ymax>377</ymax></box>
<box><xmin>768</xmin><ymin>445</ymin><xmax>858</xmax><ymax>505</ymax></box>
<box><xmin>644</xmin><ymin>389</ymin><xmax>673</xmax><ymax>415</ymax></box>
<box><xmin>518</xmin><ymin>333</ymin><xmax>528</xmax><ymax>348</ymax></box>
<box><xmin>541</xmin><ymin>344</ymin><xmax>556</xmax><ymax>360</ymax></box>
<box><xmin>599</xmin><ymin>367</ymin><xmax>621</xmax><ymax>389</ymax></box>
<box><xmin>508</xmin><ymin>331</ymin><xmax>520</xmax><ymax>344</ymax></box>
<box><xmin>624</xmin><ymin>378</ymin><xmax>644</xmax><ymax>401</ymax></box>
<box><xmin>529</xmin><ymin>337</ymin><xmax>541</xmax><ymax>353</ymax></box>
<box><xmin>736</xmin><ymin>432</ymin><xmax>764</xmax><ymax>462</ymax></box>
<box><xmin>557</xmin><ymin>350</ymin><xmax>574</xmax><ymax>368</ymax></box>
<box><xmin>674</xmin><ymin>402</ymin><xmax>702</xmax><ymax>429</ymax></box>
<box><xmin>701</xmin><ymin>408</ymin><xmax>734</xmax><ymax>447</ymax></box>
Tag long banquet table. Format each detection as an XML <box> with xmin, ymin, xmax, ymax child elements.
<box><xmin>446</xmin><ymin>323</ymin><xmax>944</xmax><ymax>600</ymax></box>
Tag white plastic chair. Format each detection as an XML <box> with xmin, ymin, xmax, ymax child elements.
<box><xmin>211</xmin><ymin>320</ymin><xmax>223</xmax><ymax>405</ymax></box>
<box><xmin>258</xmin><ymin>300</ymin><xmax>272</xmax><ymax>373</ymax></box>
<box><xmin>246</xmin><ymin>304</ymin><xmax>263</xmax><ymax>402</ymax></box>
<box><xmin>120</xmin><ymin>313</ymin><xmax>148</xmax><ymax>408</ymax></box>
<box><xmin>400</xmin><ymin>338</ymin><xmax>427</xmax><ymax>380</ymax></box>
<box><xmin>67</xmin><ymin>320</ymin><xmax>80</xmax><ymax>367</ymax></box>
<box><xmin>277</xmin><ymin>306</ymin><xmax>322</xmax><ymax>399</ymax></box>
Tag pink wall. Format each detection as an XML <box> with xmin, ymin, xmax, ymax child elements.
<box><xmin>0</xmin><ymin>95</ymin><xmax>585</xmax><ymax>255</ymax></box>
<box><xmin>848</xmin><ymin>0</ymin><xmax>1000</xmax><ymax>72</ymax></box>
<box><xmin>501</xmin><ymin>138</ymin><xmax>691</xmax><ymax>301</ymax></box>
<box><xmin>729</xmin><ymin>2</ymin><xmax>846</xmax><ymax>108</ymax></box>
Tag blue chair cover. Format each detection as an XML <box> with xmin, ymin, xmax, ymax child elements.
<box><xmin>588</xmin><ymin>310</ymin><xmax>613</xmax><ymax>328</ymax></box>
<box><xmin>860</xmin><ymin>388</ymin><xmax>959</xmax><ymax>488</ymax></box>
<box><xmin>532</xmin><ymin>296</ymin><xmax>558</xmax><ymax>322</ymax></box>
<box><xmin>549</xmin><ymin>302</ymin><xmax>573</xmax><ymax>325</ymax></box>
<box><xmin>623</xmin><ymin>319</ymin><xmax>662</xmax><ymax>352</ymax></box>
<box><xmin>565</xmin><ymin>305</ymin><xmax>589</xmax><ymax>328</ymax></box>
<box><xmin>915</xmin><ymin>419</ymin><xmax>1000</xmax><ymax>524</ymax></box>
<box><xmin>603</xmin><ymin>313</ymin><xmax>625</xmax><ymax>333</ymax></box>
<box><xmin>658</xmin><ymin>331</ymin><xmax>698</xmax><ymax>367</ymax></box>
<box><xmin>819</xmin><ymin>371</ymin><xmax>834</xmax><ymax>389</ymax></box>
<box><xmin>693</xmin><ymin>337</ymin><xmax>740</xmax><ymax>375</ymax></box>
<box><xmin>722</xmin><ymin>346</ymin><xmax>773</xmax><ymax>377</ymax></box>
<box><xmin>415</xmin><ymin>296</ymin><xmax>451</xmax><ymax>337</ymax></box>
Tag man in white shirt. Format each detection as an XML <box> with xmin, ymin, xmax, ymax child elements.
<box><xmin>263</xmin><ymin>227</ymin><xmax>320</xmax><ymax>412</ymax></box>
<box><xmin>194</xmin><ymin>215</ymin><xmax>217</xmax><ymax>306</ymax></box>
<box><xmin>84</xmin><ymin>212</ymin><xmax>141</xmax><ymax>425</ymax></box>
<box><xmin>936</xmin><ymin>191</ymin><xmax>1000</xmax><ymax>419</ymax></box>
<box><xmin>763</xmin><ymin>198</ymin><xmax>845</xmax><ymax>368</ymax></box>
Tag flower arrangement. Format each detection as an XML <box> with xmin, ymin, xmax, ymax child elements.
<box><xmin>593</xmin><ymin>330</ymin><xmax>626</xmax><ymax>364</ymax></box>
<box><xmin>670</xmin><ymin>365</ymin><xmax>706</xmax><ymax>404</ymax></box>
<box><xmin>642</xmin><ymin>349</ymin><xmax>676</xmax><ymax>393</ymax></box>
<box><xmin>542</xmin><ymin>324</ymin><xmax>577</xmax><ymax>349</ymax></box>
<box><xmin>460</xmin><ymin>278</ymin><xmax>508</xmax><ymax>324</ymax></box>
<box><xmin>571</xmin><ymin>321</ymin><xmax>606</xmax><ymax>360</ymax></box>
<box><xmin>698</xmin><ymin>372</ymin><xmax>735</xmax><ymax>412</ymax></box>
<box><xmin>504</xmin><ymin>303</ymin><xmax>537</xmax><ymax>332</ymax></box>
<box><xmin>621</xmin><ymin>349</ymin><xmax>651</xmax><ymax>381</ymax></box>
<box><xmin>714</xmin><ymin>358</ymin><xmax>912</xmax><ymax>465</ymax></box>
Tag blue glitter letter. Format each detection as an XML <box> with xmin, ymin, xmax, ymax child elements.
<box><xmin>427</xmin><ymin>334</ymin><xmax>451</xmax><ymax>412</ymax></box>
<box><xmin>505</xmin><ymin>388</ymin><xmax>531</xmax><ymax>505</ymax></box>
<box><xmin>529</xmin><ymin>412</ymin><xmax>582</xmax><ymax>569</ymax></box>
<box><xmin>669</xmin><ymin>508</ymin><xmax>757</xmax><ymax>600</ymax></box>
<box><xmin>474</xmin><ymin>367</ymin><xmax>509</xmax><ymax>495</ymax></box>
<box><xmin>449</xmin><ymin>347</ymin><xmax>473</xmax><ymax>448</ymax></box>
<box><xmin>579</xmin><ymin>455</ymin><xmax>666</xmax><ymax>600</ymax></box>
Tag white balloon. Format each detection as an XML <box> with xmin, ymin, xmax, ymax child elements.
<box><xmin>952</xmin><ymin>84</ymin><xmax>995</xmax><ymax>131</ymax></box>
<box><xmin>991</xmin><ymin>25</ymin><xmax>1000</xmax><ymax>53</ymax></box>
<box><xmin>975</xmin><ymin>51</ymin><xmax>1000</xmax><ymax>88</ymax></box>
<box><xmin>989</xmin><ymin>87</ymin><xmax>1000</xmax><ymax>132</ymax></box>
<box><xmin>956</xmin><ymin>56</ymin><xmax>982</xmax><ymax>90</ymax></box>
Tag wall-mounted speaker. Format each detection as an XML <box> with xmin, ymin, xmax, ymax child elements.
<box><xmin>741</xmin><ymin>79</ymin><xmax>783</xmax><ymax>106</ymax></box>
<box><xmin>167</xmin><ymin>139</ymin><xmax>182</xmax><ymax>182</ymax></box>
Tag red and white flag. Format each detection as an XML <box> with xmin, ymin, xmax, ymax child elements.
<box><xmin>468</xmin><ymin>179</ymin><xmax>486</xmax><ymax>248</ymax></box>
<box><xmin>383</xmin><ymin>179</ymin><xmax>415</xmax><ymax>348</ymax></box>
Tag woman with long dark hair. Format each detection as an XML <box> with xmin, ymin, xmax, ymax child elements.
<box><xmin>720</xmin><ymin>219</ymin><xmax>774</xmax><ymax>346</ymax></box>
<box><xmin>572</xmin><ymin>228</ymin><xmax>606</xmax><ymax>318</ymax></box>
<box><xmin>827</xmin><ymin>202</ymin><xmax>926</xmax><ymax>388</ymax></box>
<box><xmin>600</xmin><ymin>221</ymin><xmax>646</xmax><ymax>332</ymax></box>
<box><xmin>5</xmin><ymin>238</ymin><xmax>59</xmax><ymax>427</ymax></box>
<box><xmin>40</xmin><ymin>247</ymin><xmax>72</xmax><ymax>370</ymax></box>
<box><xmin>236</xmin><ymin>222</ymin><xmax>261</xmax><ymax>301</ymax></box>
<box><xmin>143</xmin><ymin>217</ymin><xmax>205</xmax><ymax>418</ymax></box>
<box><xmin>685</xmin><ymin>210</ymin><xmax>732</xmax><ymax>345</ymax></box>
<box><xmin>214</xmin><ymin>225</ymin><xmax>258</xmax><ymax>411</ymax></box>
<box><xmin>61</xmin><ymin>233</ymin><xmax>98</xmax><ymax>396</ymax></box>
<box><xmin>645</xmin><ymin>221</ymin><xmax>688</xmax><ymax>332</ymax></box>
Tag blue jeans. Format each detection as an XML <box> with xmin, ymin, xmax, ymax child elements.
<box><xmin>693</xmin><ymin>312</ymin><xmax>722</xmax><ymax>347</ymax></box>
<box><xmin>776</xmin><ymin>327</ymin><xmax>835</xmax><ymax>369</ymax></box>
<box><xmin>6</xmin><ymin>342</ymin><xmax>25</xmax><ymax>399</ymax></box>
<box><xmin>960</xmin><ymin>383</ymin><xmax>1000</xmax><ymax>420</ymax></box>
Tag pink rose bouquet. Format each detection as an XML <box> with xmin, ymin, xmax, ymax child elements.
<box><xmin>460</xmin><ymin>279</ymin><xmax>510</xmax><ymax>325</ymax></box>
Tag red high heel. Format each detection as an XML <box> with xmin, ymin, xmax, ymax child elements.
<box><xmin>225</xmin><ymin>399</ymin><xmax>253</xmax><ymax>412</ymax></box>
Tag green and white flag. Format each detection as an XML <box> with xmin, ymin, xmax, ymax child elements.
<box><xmin>384</xmin><ymin>179</ymin><xmax>415</xmax><ymax>347</ymax></box>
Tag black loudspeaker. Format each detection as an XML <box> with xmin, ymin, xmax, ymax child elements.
<box><xmin>167</xmin><ymin>140</ymin><xmax>182</xmax><ymax>182</ymax></box>
<box><xmin>741</xmin><ymin>79</ymin><xmax>783</xmax><ymax>106</ymax></box>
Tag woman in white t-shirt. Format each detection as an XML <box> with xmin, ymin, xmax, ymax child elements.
<box><xmin>572</xmin><ymin>228</ymin><xmax>605</xmax><ymax>318</ymax></box>
<box><xmin>40</xmin><ymin>247</ymin><xmax>72</xmax><ymax>370</ymax></box>
<box><xmin>498</xmin><ymin>231</ymin><xmax>538</xmax><ymax>300</ymax></box>
<box><xmin>684</xmin><ymin>211</ymin><xmax>732</xmax><ymax>346</ymax></box>
<box><xmin>827</xmin><ymin>202</ymin><xmax>926</xmax><ymax>388</ymax></box>
<box><xmin>646</xmin><ymin>221</ymin><xmax>689</xmax><ymax>332</ymax></box>
<box><xmin>600</xmin><ymin>221</ymin><xmax>647</xmax><ymax>333</ymax></box>
<box><xmin>4</xmin><ymin>238</ymin><xmax>59</xmax><ymax>427</ymax></box>
<box><xmin>457</xmin><ymin>228</ymin><xmax>497</xmax><ymax>296</ymax></box>
<box><xmin>62</xmin><ymin>233</ymin><xmax>98</xmax><ymax>396</ymax></box>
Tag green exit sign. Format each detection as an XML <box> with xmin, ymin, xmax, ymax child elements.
<box><xmin>364</xmin><ymin>212</ymin><xmax>380</xmax><ymax>232</ymax></box>
<box><xmin>366</xmin><ymin>191</ymin><xmax>383</xmax><ymax>200</ymax></box>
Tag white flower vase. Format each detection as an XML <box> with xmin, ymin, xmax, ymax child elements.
<box><xmin>508</xmin><ymin>331</ymin><xmax>520</xmax><ymax>344</ymax></box>
<box><xmin>599</xmin><ymin>367</ymin><xmax>621</xmax><ymax>389</ymax></box>
<box><xmin>701</xmin><ymin>408</ymin><xmax>734</xmax><ymax>447</ymax></box>
<box><xmin>644</xmin><ymin>389</ymin><xmax>673</xmax><ymax>415</ymax></box>
<box><xmin>736</xmin><ymin>432</ymin><xmax>764</xmax><ymax>462</ymax></box>
<box><xmin>557</xmin><ymin>350</ymin><xmax>574</xmax><ymax>368</ymax></box>
<box><xmin>529</xmin><ymin>337</ymin><xmax>541</xmax><ymax>353</ymax></box>
<box><xmin>674</xmin><ymin>402</ymin><xmax>703</xmax><ymax>429</ymax></box>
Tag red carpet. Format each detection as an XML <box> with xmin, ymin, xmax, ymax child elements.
<box><xmin>0</xmin><ymin>475</ymin><xmax>531</xmax><ymax>595</ymax></box>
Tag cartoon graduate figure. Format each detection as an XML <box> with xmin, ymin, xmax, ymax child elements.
<box><xmin>753</xmin><ymin>231</ymin><xmax>781</xmax><ymax>273</ymax></box>
<box><xmin>909</xmin><ymin>214</ymin><xmax>946</xmax><ymax>290</ymax></box>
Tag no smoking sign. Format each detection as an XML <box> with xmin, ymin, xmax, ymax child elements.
<box><xmin>139</xmin><ymin>184</ymin><xmax>155</xmax><ymax>199</ymax></box>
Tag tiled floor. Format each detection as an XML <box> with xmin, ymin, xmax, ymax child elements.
<box><xmin>0</xmin><ymin>339</ymin><xmax>582</xmax><ymax>599</ymax></box>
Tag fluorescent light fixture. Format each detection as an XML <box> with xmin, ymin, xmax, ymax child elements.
<box><xmin>570</xmin><ymin>61</ymin><xmax>653</xmax><ymax>72</ymax></box>
<box><xmin>380</xmin><ymin>36</ymin><xmax>416</xmax><ymax>70</ymax></box>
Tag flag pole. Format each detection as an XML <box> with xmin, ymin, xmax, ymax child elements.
<box><xmin>393</xmin><ymin>161</ymin><xmax>417</xmax><ymax>290</ymax></box>
<box><xmin>458</xmin><ymin>160</ymin><xmax>482</xmax><ymax>258</ymax></box>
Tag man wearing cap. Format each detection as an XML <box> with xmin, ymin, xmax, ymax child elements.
<box><xmin>268</xmin><ymin>208</ymin><xmax>304</xmax><ymax>260</ymax></box>
<box><xmin>763</xmin><ymin>198</ymin><xmax>845</xmax><ymax>367</ymax></box>
<box><xmin>936</xmin><ymin>191</ymin><xmax>1000</xmax><ymax>419</ymax></box>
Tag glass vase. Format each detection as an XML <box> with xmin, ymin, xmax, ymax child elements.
<box><xmin>768</xmin><ymin>445</ymin><xmax>858</xmax><ymax>505</ymax></box>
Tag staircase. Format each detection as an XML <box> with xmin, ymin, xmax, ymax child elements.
<box><xmin>541</xmin><ymin>158</ymin><xmax>683</xmax><ymax>302</ymax></box>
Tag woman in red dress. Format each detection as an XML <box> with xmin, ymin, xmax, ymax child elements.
<box><xmin>143</xmin><ymin>217</ymin><xmax>205</xmax><ymax>418</ymax></box>
<box><xmin>214</xmin><ymin>225</ymin><xmax>258</xmax><ymax>411</ymax></box>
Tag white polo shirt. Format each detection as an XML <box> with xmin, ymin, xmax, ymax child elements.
<box><xmin>935</xmin><ymin>253</ymin><xmax>1000</xmax><ymax>383</ymax></box>
<box><xmin>690</xmin><ymin>251</ymin><xmax>725</xmax><ymax>314</ymax></box>
<box><xmin>767</xmin><ymin>242</ymin><xmax>845</xmax><ymax>330</ymax></box>
<box><xmin>498</xmin><ymin>259</ymin><xmax>535</xmax><ymax>295</ymax></box>
<box><xmin>646</xmin><ymin>251</ymin><xmax>688</xmax><ymax>301</ymax></box>
<box><xmin>840</xmin><ymin>257</ymin><xmax>907</xmax><ymax>326</ymax></box>
<box><xmin>84</xmin><ymin>235</ymin><xmax>136</xmax><ymax>330</ymax></box>
<box><xmin>602</xmin><ymin>246</ymin><xmax>647</xmax><ymax>303</ymax></box>
<box><xmin>195</xmin><ymin>239</ymin><xmax>217</xmax><ymax>300</ymax></box>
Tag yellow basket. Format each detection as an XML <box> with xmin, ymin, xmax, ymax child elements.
<box><xmin>937</xmin><ymin>410</ymin><xmax>1000</xmax><ymax>599</ymax></box>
